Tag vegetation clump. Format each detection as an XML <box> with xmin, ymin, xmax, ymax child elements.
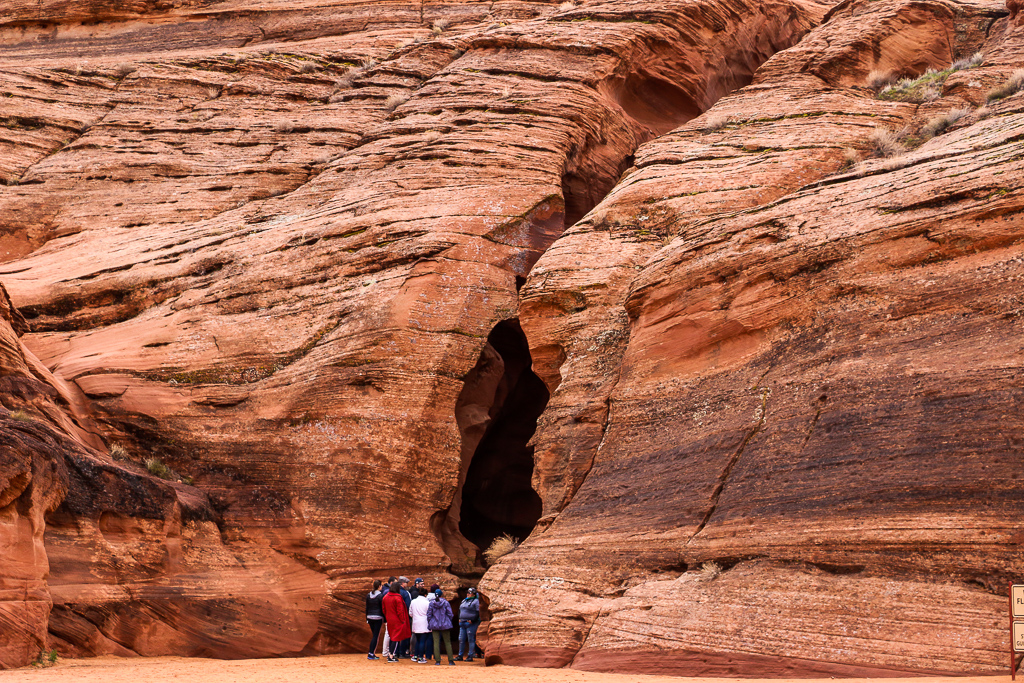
<box><xmin>8</xmin><ymin>409</ymin><xmax>33</xmax><ymax>421</ymax></box>
<box><xmin>699</xmin><ymin>561</ymin><xmax>722</xmax><ymax>581</ymax></box>
<box><xmin>867</xmin><ymin>127</ymin><xmax>905</xmax><ymax>158</ymax></box>
<box><xmin>874</xmin><ymin>54</ymin><xmax>982</xmax><ymax>102</ymax></box>
<box><xmin>922</xmin><ymin>107</ymin><xmax>971</xmax><ymax>138</ymax></box>
<box><xmin>483</xmin><ymin>533</ymin><xmax>520</xmax><ymax>565</ymax></box>
<box><xmin>32</xmin><ymin>649</ymin><xmax>58</xmax><ymax>668</ymax></box>
<box><xmin>384</xmin><ymin>92</ymin><xmax>410</xmax><ymax>113</ymax></box>
<box><xmin>987</xmin><ymin>69</ymin><xmax>1024</xmax><ymax>103</ymax></box>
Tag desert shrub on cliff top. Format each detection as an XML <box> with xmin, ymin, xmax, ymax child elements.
<box><xmin>483</xmin><ymin>533</ymin><xmax>520</xmax><ymax>565</ymax></box>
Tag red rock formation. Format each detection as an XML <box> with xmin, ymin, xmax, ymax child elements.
<box><xmin>1</xmin><ymin>0</ymin><xmax>1021</xmax><ymax>674</ymax></box>
<box><xmin>484</xmin><ymin>0</ymin><xmax>1024</xmax><ymax>675</ymax></box>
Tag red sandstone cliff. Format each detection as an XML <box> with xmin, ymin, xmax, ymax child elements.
<box><xmin>0</xmin><ymin>0</ymin><xmax>1022</xmax><ymax>674</ymax></box>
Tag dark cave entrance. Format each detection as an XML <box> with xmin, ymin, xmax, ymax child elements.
<box><xmin>436</xmin><ymin>319</ymin><xmax>547</xmax><ymax>568</ymax></box>
<box><xmin>459</xmin><ymin>319</ymin><xmax>547</xmax><ymax>554</ymax></box>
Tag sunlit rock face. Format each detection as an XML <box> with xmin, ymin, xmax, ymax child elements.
<box><xmin>1</xmin><ymin>0</ymin><xmax>1022</xmax><ymax>673</ymax></box>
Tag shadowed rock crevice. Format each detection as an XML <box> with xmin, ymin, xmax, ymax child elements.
<box><xmin>434</xmin><ymin>319</ymin><xmax>547</xmax><ymax>574</ymax></box>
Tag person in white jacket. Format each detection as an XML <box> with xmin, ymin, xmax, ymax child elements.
<box><xmin>409</xmin><ymin>593</ymin><xmax>431</xmax><ymax>662</ymax></box>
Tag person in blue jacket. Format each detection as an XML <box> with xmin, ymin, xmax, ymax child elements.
<box><xmin>428</xmin><ymin>588</ymin><xmax>456</xmax><ymax>665</ymax></box>
<box><xmin>456</xmin><ymin>587</ymin><xmax>481</xmax><ymax>662</ymax></box>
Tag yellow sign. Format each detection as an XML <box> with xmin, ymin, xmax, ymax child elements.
<box><xmin>1015</xmin><ymin>622</ymin><xmax>1024</xmax><ymax>653</ymax></box>
<box><xmin>1014</xmin><ymin>585</ymin><xmax>1024</xmax><ymax>619</ymax></box>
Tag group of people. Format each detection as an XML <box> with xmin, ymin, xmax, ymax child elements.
<box><xmin>365</xmin><ymin>576</ymin><xmax>482</xmax><ymax>664</ymax></box>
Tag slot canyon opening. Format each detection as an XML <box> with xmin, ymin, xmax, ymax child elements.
<box><xmin>435</xmin><ymin>319</ymin><xmax>548</xmax><ymax>572</ymax></box>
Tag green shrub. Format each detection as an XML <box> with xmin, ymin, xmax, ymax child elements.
<box><xmin>145</xmin><ymin>457</ymin><xmax>175</xmax><ymax>480</ymax></box>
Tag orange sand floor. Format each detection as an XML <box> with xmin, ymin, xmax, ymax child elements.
<box><xmin>1</xmin><ymin>655</ymin><xmax>1015</xmax><ymax>683</ymax></box>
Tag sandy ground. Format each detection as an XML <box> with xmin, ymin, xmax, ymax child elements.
<box><xmin>0</xmin><ymin>655</ymin><xmax>1014</xmax><ymax>683</ymax></box>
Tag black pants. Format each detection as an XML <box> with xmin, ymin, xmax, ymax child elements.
<box><xmin>367</xmin><ymin>619</ymin><xmax>383</xmax><ymax>654</ymax></box>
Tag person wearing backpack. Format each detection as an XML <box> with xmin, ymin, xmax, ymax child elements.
<box><xmin>428</xmin><ymin>588</ymin><xmax>456</xmax><ymax>665</ymax></box>
<box><xmin>365</xmin><ymin>579</ymin><xmax>385</xmax><ymax>660</ymax></box>
<box><xmin>456</xmin><ymin>587</ymin><xmax>481</xmax><ymax>662</ymax></box>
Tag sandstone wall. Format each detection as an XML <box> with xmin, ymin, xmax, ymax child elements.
<box><xmin>0</xmin><ymin>0</ymin><xmax>1021</xmax><ymax>673</ymax></box>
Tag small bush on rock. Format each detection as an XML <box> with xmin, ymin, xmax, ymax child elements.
<box><xmin>700</xmin><ymin>561</ymin><xmax>722</xmax><ymax>581</ymax></box>
<box><xmin>951</xmin><ymin>51</ymin><xmax>984</xmax><ymax>71</ymax></box>
<box><xmin>110</xmin><ymin>444</ymin><xmax>130</xmax><ymax>461</ymax></box>
<box><xmin>384</xmin><ymin>93</ymin><xmax>410</xmax><ymax>113</ymax></box>
<box><xmin>922</xmin><ymin>107</ymin><xmax>971</xmax><ymax>138</ymax></box>
<box><xmin>868</xmin><ymin>127</ymin><xmax>905</xmax><ymax>158</ymax></box>
<box><xmin>145</xmin><ymin>457</ymin><xmax>175</xmax><ymax>480</ymax></box>
<box><xmin>483</xmin><ymin>533</ymin><xmax>520</xmax><ymax>565</ymax></box>
<box><xmin>865</xmin><ymin>70</ymin><xmax>896</xmax><ymax>92</ymax></box>
<box><xmin>9</xmin><ymin>409</ymin><xmax>33</xmax><ymax>421</ymax></box>
<box><xmin>987</xmin><ymin>69</ymin><xmax>1024</xmax><ymax>102</ymax></box>
<box><xmin>701</xmin><ymin>113</ymin><xmax>729</xmax><ymax>132</ymax></box>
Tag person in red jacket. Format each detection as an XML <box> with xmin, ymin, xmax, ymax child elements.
<box><xmin>382</xmin><ymin>580</ymin><xmax>412</xmax><ymax>662</ymax></box>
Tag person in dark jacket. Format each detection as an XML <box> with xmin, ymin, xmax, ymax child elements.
<box><xmin>397</xmin><ymin>577</ymin><xmax>412</xmax><ymax>657</ymax></box>
<box><xmin>382</xmin><ymin>580</ymin><xmax>412</xmax><ymax>662</ymax></box>
<box><xmin>379</xmin><ymin>577</ymin><xmax>394</xmax><ymax>657</ymax></box>
<box><xmin>428</xmin><ymin>588</ymin><xmax>455</xmax><ymax>665</ymax></box>
<box><xmin>365</xmin><ymin>579</ymin><xmax>384</xmax><ymax>659</ymax></box>
<box><xmin>456</xmin><ymin>587</ymin><xmax>481</xmax><ymax>662</ymax></box>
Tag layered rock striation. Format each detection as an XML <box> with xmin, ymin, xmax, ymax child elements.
<box><xmin>0</xmin><ymin>0</ymin><xmax>1021</xmax><ymax>674</ymax></box>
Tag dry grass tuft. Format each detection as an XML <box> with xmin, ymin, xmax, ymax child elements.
<box><xmin>483</xmin><ymin>533</ymin><xmax>520</xmax><ymax>565</ymax></box>
<box><xmin>274</xmin><ymin>121</ymin><xmax>294</xmax><ymax>133</ymax></box>
<box><xmin>699</xmin><ymin>561</ymin><xmax>722</xmax><ymax>581</ymax></box>
<box><xmin>840</xmin><ymin>147</ymin><xmax>860</xmax><ymax>169</ymax></box>
<box><xmin>951</xmin><ymin>51</ymin><xmax>984</xmax><ymax>71</ymax></box>
<box><xmin>865</xmin><ymin>70</ymin><xmax>896</xmax><ymax>92</ymax></box>
<box><xmin>8</xmin><ymin>409</ymin><xmax>33</xmax><ymax>422</ymax></box>
<box><xmin>558</xmin><ymin>0</ymin><xmax>577</xmax><ymax>9</ymax></box>
<box><xmin>328</xmin><ymin>92</ymin><xmax>346</xmax><ymax>103</ymax></box>
<box><xmin>114</xmin><ymin>62</ymin><xmax>136</xmax><ymax>77</ymax></box>
<box><xmin>335</xmin><ymin>73</ymin><xmax>356</xmax><ymax>89</ymax></box>
<box><xmin>384</xmin><ymin>92</ymin><xmax>410</xmax><ymax>113</ymax></box>
<box><xmin>422</xmin><ymin>130</ymin><xmax>443</xmax><ymax>143</ymax></box>
<box><xmin>361</xmin><ymin>57</ymin><xmax>378</xmax><ymax>69</ymax></box>
<box><xmin>432</xmin><ymin>18</ymin><xmax>451</xmax><ymax>35</ymax></box>
<box><xmin>868</xmin><ymin>127</ymin><xmax>904</xmax><ymax>158</ymax></box>
<box><xmin>987</xmin><ymin>69</ymin><xmax>1024</xmax><ymax>103</ymax></box>
<box><xmin>110</xmin><ymin>444</ymin><xmax>130</xmax><ymax>461</ymax></box>
<box><xmin>299</xmin><ymin>61</ymin><xmax>318</xmax><ymax>74</ymax></box>
<box><xmin>701</xmin><ymin>113</ymin><xmax>729</xmax><ymax>132</ymax></box>
<box><xmin>922</xmin><ymin>107</ymin><xmax>971</xmax><ymax>138</ymax></box>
